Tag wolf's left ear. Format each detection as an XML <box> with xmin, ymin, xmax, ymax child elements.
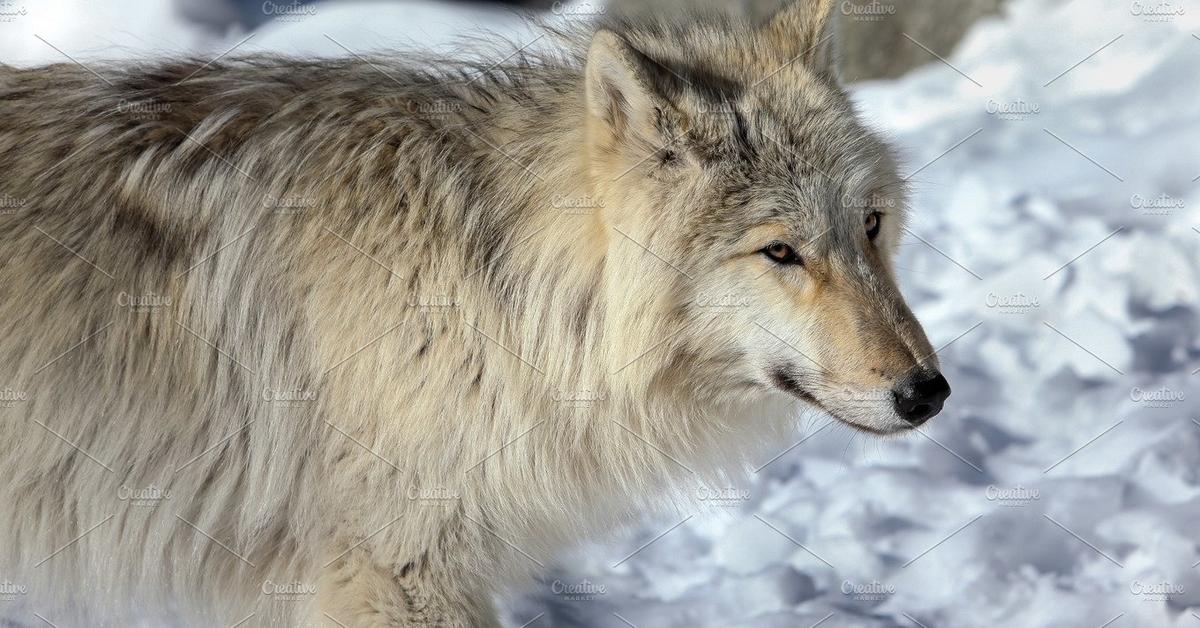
<box><xmin>761</xmin><ymin>0</ymin><xmax>839</xmax><ymax>76</ymax></box>
<box><xmin>585</xmin><ymin>30</ymin><xmax>677</xmax><ymax>144</ymax></box>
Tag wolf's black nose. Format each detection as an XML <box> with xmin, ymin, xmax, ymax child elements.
<box><xmin>893</xmin><ymin>371</ymin><xmax>951</xmax><ymax>426</ymax></box>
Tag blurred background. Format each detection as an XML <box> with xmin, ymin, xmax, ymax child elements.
<box><xmin>0</xmin><ymin>0</ymin><xmax>1011</xmax><ymax>80</ymax></box>
<box><xmin>3</xmin><ymin>1</ymin><xmax>1198</xmax><ymax>626</ymax></box>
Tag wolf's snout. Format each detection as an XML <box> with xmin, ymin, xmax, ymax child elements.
<box><xmin>892</xmin><ymin>371</ymin><xmax>951</xmax><ymax>426</ymax></box>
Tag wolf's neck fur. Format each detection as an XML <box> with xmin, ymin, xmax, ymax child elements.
<box><xmin>406</xmin><ymin>57</ymin><xmax>790</xmax><ymax>523</ymax></box>
<box><xmin>440</xmin><ymin>70</ymin><xmax>689</xmax><ymax>407</ymax></box>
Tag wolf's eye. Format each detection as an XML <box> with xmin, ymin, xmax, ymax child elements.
<box><xmin>762</xmin><ymin>242</ymin><xmax>801</xmax><ymax>265</ymax></box>
<box><xmin>865</xmin><ymin>212</ymin><xmax>883</xmax><ymax>241</ymax></box>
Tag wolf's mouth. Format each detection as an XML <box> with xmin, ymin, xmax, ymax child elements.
<box><xmin>769</xmin><ymin>367</ymin><xmax>817</xmax><ymax>403</ymax></box>
<box><xmin>769</xmin><ymin>367</ymin><xmax>905</xmax><ymax>436</ymax></box>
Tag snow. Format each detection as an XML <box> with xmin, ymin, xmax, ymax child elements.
<box><xmin>0</xmin><ymin>0</ymin><xmax>209</xmax><ymax>65</ymax></box>
<box><xmin>245</xmin><ymin>1</ymin><xmax>544</xmax><ymax>57</ymax></box>
<box><xmin>4</xmin><ymin>0</ymin><xmax>1198</xmax><ymax>626</ymax></box>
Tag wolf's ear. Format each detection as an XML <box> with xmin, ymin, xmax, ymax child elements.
<box><xmin>585</xmin><ymin>30</ymin><xmax>675</xmax><ymax>143</ymax></box>
<box><xmin>761</xmin><ymin>0</ymin><xmax>839</xmax><ymax>76</ymax></box>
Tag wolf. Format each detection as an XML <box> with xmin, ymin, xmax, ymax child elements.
<box><xmin>0</xmin><ymin>0</ymin><xmax>949</xmax><ymax>625</ymax></box>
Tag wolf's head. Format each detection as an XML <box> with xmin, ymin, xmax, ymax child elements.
<box><xmin>584</xmin><ymin>0</ymin><xmax>949</xmax><ymax>434</ymax></box>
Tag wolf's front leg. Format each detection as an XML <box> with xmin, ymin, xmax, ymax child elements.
<box><xmin>306</xmin><ymin>547</ymin><xmax>499</xmax><ymax>627</ymax></box>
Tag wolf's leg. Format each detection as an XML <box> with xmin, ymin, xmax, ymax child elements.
<box><xmin>305</xmin><ymin>547</ymin><xmax>499</xmax><ymax>628</ymax></box>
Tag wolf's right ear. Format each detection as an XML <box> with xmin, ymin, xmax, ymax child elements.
<box><xmin>585</xmin><ymin>30</ymin><xmax>672</xmax><ymax>143</ymax></box>
<box><xmin>761</xmin><ymin>0</ymin><xmax>839</xmax><ymax>76</ymax></box>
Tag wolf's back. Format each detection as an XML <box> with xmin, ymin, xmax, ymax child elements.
<box><xmin>0</xmin><ymin>57</ymin><xmax>419</xmax><ymax>624</ymax></box>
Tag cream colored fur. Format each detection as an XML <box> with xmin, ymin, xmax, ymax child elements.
<box><xmin>0</xmin><ymin>1</ymin><xmax>939</xmax><ymax>625</ymax></box>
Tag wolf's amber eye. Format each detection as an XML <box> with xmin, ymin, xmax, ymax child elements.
<box><xmin>866</xmin><ymin>212</ymin><xmax>883</xmax><ymax>241</ymax></box>
<box><xmin>762</xmin><ymin>242</ymin><xmax>801</xmax><ymax>265</ymax></box>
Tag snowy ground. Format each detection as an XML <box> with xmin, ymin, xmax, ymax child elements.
<box><xmin>3</xmin><ymin>1</ymin><xmax>1199</xmax><ymax>626</ymax></box>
